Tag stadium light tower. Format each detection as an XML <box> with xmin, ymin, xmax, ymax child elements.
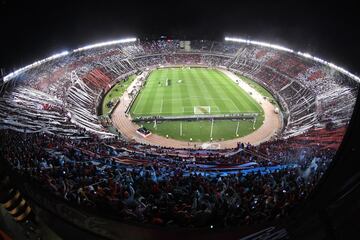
<box><xmin>73</xmin><ymin>37</ymin><xmax>137</xmax><ymax>52</ymax></box>
<box><xmin>2</xmin><ymin>50</ymin><xmax>69</xmax><ymax>82</ymax></box>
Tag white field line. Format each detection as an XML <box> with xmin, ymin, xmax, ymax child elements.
<box><xmin>133</xmin><ymin>70</ymin><xmax>259</xmax><ymax>115</ymax></box>
<box><xmin>160</xmin><ymin>96</ymin><xmax>233</xmax><ymax>102</ymax></box>
<box><xmin>184</xmin><ymin>106</ymin><xmax>221</xmax><ymax>114</ymax></box>
<box><xmin>235</xmin><ymin>120</ymin><xmax>240</xmax><ymax>136</ymax></box>
<box><xmin>219</xmin><ymin>69</ymin><xmax>265</xmax><ymax>107</ymax></box>
<box><xmin>131</xmin><ymin>93</ymin><xmax>144</xmax><ymax>114</ymax></box>
<box><xmin>210</xmin><ymin>118</ymin><xmax>214</xmax><ymax>138</ymax></box>
<box><xmin>133</xmin><ymin>108</ymin><xmax>254</xmax><ymax>116</ymax></box>
<box><xmin>194</xmin><ymin>106</ymin><xmax>211</xmax><ymax>115</ymax></box>
<box><xmin>180</xmin><ymin>121</ymin><xmax>183</xmax><ymax>136</ymax></box>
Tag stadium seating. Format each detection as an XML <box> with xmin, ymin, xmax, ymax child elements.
<box><xmin>0</xmin><ymin>39</ymin><xmax>358</xmax><ymax>228</ymax></box>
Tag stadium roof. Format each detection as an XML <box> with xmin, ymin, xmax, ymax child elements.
<box><xmin>2</xmin><ymin>37</ymin><xmax>360</xmax><ymax>83</ymax></box>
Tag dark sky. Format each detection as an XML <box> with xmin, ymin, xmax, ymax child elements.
<box><xmin>1</xmin><ymin>0</ymin><xmax>359</xmax><ymax>76</ymax></box>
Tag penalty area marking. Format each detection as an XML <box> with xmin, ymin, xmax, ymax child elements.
<box><xmin>132</xmin><ymin>98</ymin><xmax>239</xmax><ymax>115</ymax></box>
<box><xmin>132</xmin><ymin>108</ymin><xmax>253</xmax><ymax>116</ymax></box>
<box><xmin>194</xmin><ymin>106</ymin><xmax>211</xmax><ymax>115</ymax></box>
<box><xmin>210</xmin><ymin>118</ymin><xmax>214</xmax><ymax>138</ymax></box>
<box><xmin>180</xmin><ymin>121</ymin><xmax>183</xmax><ymax>136</ymax></box>
<box><xmin>235</xmin><ymin>120</ymin><xmax>240</xmax><ymax>136</ymax></box>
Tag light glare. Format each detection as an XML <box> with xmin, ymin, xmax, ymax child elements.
<box><xmin>2</xmin><ymin>37</ymin><xmax>137</xmax><ymax>82</ymax></box>
<box><xmin>3</xmin><ymin>51</ymin><xmax>69</xmax><ymax>82</ymax></box>
<box><xmin>73</xmin><ymin>38</ymin><xmax>137</xmax><ymax>52</ymax></box>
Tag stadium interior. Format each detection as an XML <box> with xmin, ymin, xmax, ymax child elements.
<box><xmin>0</xmin><ymin>37</ymin><xmax>359</xmax><ymax>239</ymax></box>
<box><xmin>1</xmin><ymin>1</ymin><xmax>360</xmax><ymax>239</ymax></box>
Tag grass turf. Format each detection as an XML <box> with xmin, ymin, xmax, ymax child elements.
<box><xmin>131</xmin><ymin>68</ymin><xmax>262</xmax><ymax>116</ymax></box>
<box><xmin>141</xmin><ymin>118</ymin><xmax>264</xmax><ymax>142</ymax></box>
<box><xmin>102</xmin><ymin>75</ymin><xmax>136</xmax><ymax>115</ymax></box>
<box><xmin>236</xmin><ymin>75</ymin><xmax>279</xmax><ymax>107</ymax></box>
<box><xmin>130</xmin><ymin>67</ymin><xmax>267</xmax><ymax>142</ymax></box>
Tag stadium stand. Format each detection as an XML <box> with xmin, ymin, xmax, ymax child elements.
<box><xmin>0</xmin><ymin>39</ymin><xmax>358</xmax><ymax>228</ymax></box>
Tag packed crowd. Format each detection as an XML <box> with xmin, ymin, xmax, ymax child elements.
<box><xmin>0</xmin><ymin>39</ymin><xmax>357</xmax><ymax>228</ymax></box>
<box><xmin>0</xmin><ymin>129</ymin><xmax>335</xmax><ymax>228</ymax></box>
<box><xmin>1</xmin><ymin>39</ymin><xmax>357</xmax><ymax>140</ymax></box>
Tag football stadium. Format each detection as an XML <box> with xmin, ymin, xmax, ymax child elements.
<box><xmin>0</xmin><ymin>36</ymin><xmax>359</xmax><ymax>239</ymax></box>
<box><xmin>126</xmin><ymin>67</ymin><xmax>265</xmax><ymax>142</ymax></box>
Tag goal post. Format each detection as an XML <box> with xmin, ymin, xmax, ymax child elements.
<box><xmin>194</xmin><ymin>106</ymin><xmax>211</xmax><ymax>115</ymax></box>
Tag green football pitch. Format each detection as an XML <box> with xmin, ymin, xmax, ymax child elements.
<box><xmin>102</xmin><ymin>75</ymin><xmax>136</xmax><ymax>115</ymax></box>
<box><xmin>129</xmin><ymin>67</ymin><xmax>266</xmax><ymax>142</ymax></box>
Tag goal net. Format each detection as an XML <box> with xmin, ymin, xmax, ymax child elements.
<box><xmin>194</xmin><ymin>106</ymin><xmax>211</xmax><ymax>115</ymax></box>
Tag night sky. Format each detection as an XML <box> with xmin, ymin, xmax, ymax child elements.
<box><xmin>1</xmin><ymin>0</ymin><xmax>359</xmax><ymax>76</ymax></box>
